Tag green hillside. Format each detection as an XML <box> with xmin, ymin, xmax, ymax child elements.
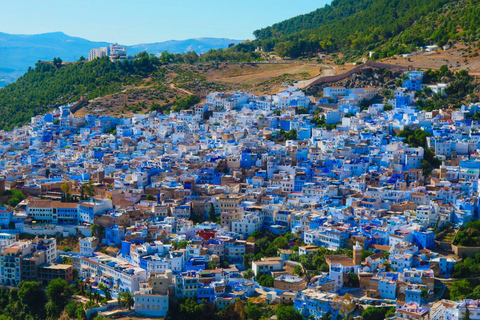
<box><xmin>0</xmin><ymin>50</ymin><xmax>259</xmax><ymax>130</ymax></box>
<box><xmin>0</xmin><ymin>55</ymin><xmax>157</xmax><ymax>130</ymax></box>
<box><xmin>252</xmin><ymin>0</ymin><xmax>480</xmax><ymax>58</ymax></box>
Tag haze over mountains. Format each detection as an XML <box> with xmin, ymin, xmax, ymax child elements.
<box><xmin>0</xmin><ymin>32</ymin><xmax>243</xmax><ymax>87</ymax></box>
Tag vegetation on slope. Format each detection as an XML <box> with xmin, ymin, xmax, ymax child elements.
<box><xmin>248</xmin><ymin>0</ymin><xmax>480</xmax><ymax>59</ymax></box>
<box><xmin>0</xmin><ymin>54</ymin><xmax>156</xmax><ymax>130</ymax></box>
<box><xmin>0</xmin><ymin>50</ymin><xmax>260</xmax><ymax>131</ymax></box>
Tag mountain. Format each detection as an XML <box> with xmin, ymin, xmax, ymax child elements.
<box><xmin>250</xmin><ymin>0</ymin><xmax>480</xmax><ymax>59</ymax></box>
<box><xmin>128</xmin><ymin>38</ymin><xmax>242</xmax><ymax>56</ymax></box>
<box><xmin>0</xmin><ymin>32</ymin><xmax>242</xmax><ymax>86</ymax></box>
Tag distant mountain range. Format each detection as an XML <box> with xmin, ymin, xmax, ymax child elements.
<box><xmin>0</xmin><ymin>32</ymin><xmax>243</xmax><ymax>86</ymax></box>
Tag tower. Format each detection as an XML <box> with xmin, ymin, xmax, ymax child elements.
<box><xmin>439</xmin><ymin>162</ymin><xmax>447</xmax><ymax>179</ymax></box>
<box><xmin>353</xmin><ymin>241</ymin><xmax>362</xmax><ymax>266</ymax></box>
<box><xmin>0</xmin><ymin>177</ymin><xmax>4</xmax><ymax>195</ymax></box>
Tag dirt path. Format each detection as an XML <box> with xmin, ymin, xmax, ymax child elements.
<box><xmin>169</xmin><ymin>83</ymin><xmax>194</xmax><ymax>96</ymax></box>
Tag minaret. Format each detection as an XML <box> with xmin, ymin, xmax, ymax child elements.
<box><xmin>353</xmin><ymin>241</ymin><xmax>362</xmax><ymax>266</ymax></box>
<box><xmin>439</xmin><ymin>162</ymin><xmax>447</xmax><ymax>179</ymax></box>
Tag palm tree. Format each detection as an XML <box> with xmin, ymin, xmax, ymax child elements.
<box><xmin>119</xmin><ymin>292</ymin><xmax>134</xmax><ymax>310</ymax></box>
<box><xmin>98</xmin><ymin>283</ymin><xmax>112</xmax><ymax>300</ymax></box>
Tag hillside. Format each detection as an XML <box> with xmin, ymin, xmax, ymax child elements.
<box><xmin>0</xmin><ymin>32</ymin><xmax>242</xmax><ymax>86</ymax></box>
<box><xmin>0</xmin><ymin>50</ymin><xmax>319</xmax><ymax>130</ymax></box>
<box><xmin>251</xmin><ymin>0</ymin><xmax>480</xmax><ymax>59</ymax></box>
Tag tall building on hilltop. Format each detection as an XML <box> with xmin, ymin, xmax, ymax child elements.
<box><xmin>88</xmin><ymin>43</ymin><xmax>127</xmax><ymax>61</ymax></box>
<box><xmin>88</xmin><ymin>46</ymin><xmax>109</xmax><ymax>61</ymax></box>
<box><xmin>109</xmin><ymin>43</ymin><xmax>127</xmax><ymax>58</ymax></box>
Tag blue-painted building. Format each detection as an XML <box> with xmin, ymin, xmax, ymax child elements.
<box><xmin>402</xmin><ymin>71</ymin><xmax>424</xmax><ymax>91</ymax></box>
<box><xmin>185</xmin><ymin>257</ymin><xmax>207</xmax><ymax>271</ymax></box>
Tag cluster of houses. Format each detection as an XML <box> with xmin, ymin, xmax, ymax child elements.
<box><xmin>0</xmin><ymin>71</ymin><xmax>479</xmax><ymax>319</ymax></box>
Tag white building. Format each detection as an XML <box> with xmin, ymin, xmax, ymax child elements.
<box><xmin>231</xmin><ymin>213</ymin><xmax>262</xmax><ymax>236</ymax></box>
<box><xmin>88</xmin><ymin>47</ymin><xmax>109</xmax><ymax>61</ymax></box>
<box><xmin>79</xmin><ymin>237</ymin><xmax>99</xmax><ymax>257</ymax></box>
<box><xmin>134</xmin><ymin>292</ymin><xmax>169</xmax><ymax>317</ymax></box>
<box><xmin>0</xmin><ymin>233</ymin><xmax>17</xmax><ymax>249</ymax></box>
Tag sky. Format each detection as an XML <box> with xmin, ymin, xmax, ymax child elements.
<box><xmin>0</xmin><ymin>0</ymin><xmax>330</xmax><ymax>45</ymax></box>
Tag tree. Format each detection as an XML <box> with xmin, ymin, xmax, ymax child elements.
<box><xmin>60</xmin><ymin>182</ymin><xmax>71</xmax><ymax>195</ymax></box>
<box><xmin>421</xmin><ymin>160</ymin><xmax>432</xmax><ymax>176</ymax></box>
<box><xmin>251</xmin><ymin>230</ymin><xmax>263</xmax><ymax>240</ymax></box>
<box><xmin>420</xmin><ymin>287</ymin><xmax>429</xmax><ymax>300</ymax></box>
<box><xmin>276</xmin><ymin>304</ymin><xmax>303</xmax><ymax>320</ymax></box>
<box><xmin>450</xmin><ymin>279</ymin><xmax>474</xmax><ymax>301</ymax></box>
<box><xmin>333</xmin><ymin>293</ymin><xmax>355</xmax><ymax>319</ymax></box>
<box><xmin>146</xmin><ymin>194</ymin><xmax>155</xmax><ymax>201</ymax></box>
<box><xmin>321</xmin><ymin>312</ymin><xmax>332</xmax><ymax>320</ymax></box>
<box><xmin>90</xmin><ymin>223</ymin><xmax>104</xmax><ymax>239</ymax></box>
<box><xmin>284</xmin><ymin>129</ymin><xmax>297</xmax><ymax>140</ymax></box>
<box><xmin>361</xmin><ymin>250</ymin><xmax>375</xmax><ymax>261</ymax></box>
<box><xmin>243</xmin><ymin>253</ymin><xmax>254</xmax><ymax>270</ymax></box>
<box><xmin>245</xmin><ymin>304</ymin><xmax>263</xmax><ymax>320</ymax></box>
<box><xmin>18</xmin><ymin>281</ymin><xmax>48</xmax><ymax>317</ymax></box>
<box><xmin>118</xmin><ymin>292</ymin><xmax>134</xmax><ymax>310</ymax></box>
<box><xmin>257</xmin><ymin>274</ymin><xmax>274</xmax><ymax>287</ymax></box>
<box><xmin>65</xmin><ymin>301</ymin><xmax>82</xmax><ymax>318</ymax></box>
<box><xmin>46</xmin><ymin>278</ymin><xmax>73</xmax><ymax>309</ymax></box>
<box><xmin>178</xmin><ymin>298</ymin><xmax>214</xmax><ymax>320</ymax></box>
<box><xmin>83</xmin><ymin>180</ymin><xmax>96</xmax><ymax>198</ymax></box>
<box><xmin>243</xmin><ymin>269</ymin><xmax>255</xmax><ymax>280</ymax></box>
<box><xmin>347</xmin><ymin>273</ymin><xmax>359</xmax><ymax>287</ymax></box>
<box><xmin>385</xmin><ymin>307</ymin><xmax>396</xmax><ymax>318</ymax></box>
<box><xmin>208</xmin><ymin>203</ymin><xmax>216</xmax><ymax>222</ymax></box>
<box><xmin>61</xmin><ymin>183</ymin><xmax>71</xmax><ymax>201</ymax></box>
<box><xmin>294</xmin><ymin>265</ymin><xmax>304</xmax><ymax>276</ymax></box>
<box><xmin>53</xmin><ymin>57</ymin><xmax>63</xmax><ymax>68</ymax></box>
<box><xmin>85</xmin><ymin>300</ymin><xmax>100</xmax><ymax>310</ymax></box>
<box><xmin>46</xmin><ymin>300</ymin><xmax>61</xmax><ymax>317</ymax></box>
<box><xmin>273</xmin><ymin>236</ymin><xmax>289</xmax><ymax>249</ymax></box>
<box><xmin>462</xmin><ymin>307</ymin><xmax>471</xmax><ymax>320</ymax></box>
<box><xmin>362</xmin><ymin>306</ymin><xmax>392</xmax><ymax>320</ymax></box>
<box><xmin>98</xmin><ymin>283</ymin><xmax>112</xmax><ymax>301</ymax></box>
<box><xmin>208</xmin><ymin>260</ymin><xmax>217</xmax><ymax>269</ymax></box>
<box><xmin>189</xmin><ymin>212</ymin><xmax>202</xmax><ymax>224</ymax></box>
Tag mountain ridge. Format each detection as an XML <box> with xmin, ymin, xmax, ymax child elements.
<box><xmin>248</xmin><ymin>0</ymin><xmax>480</xmax><ymax>60</ymax></box>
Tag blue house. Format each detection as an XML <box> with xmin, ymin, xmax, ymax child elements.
<box><xmin>57</xmin><ymin>205</ymin><xmax>78</xmax><ymax>225</ymax></box>
<box><xmin>402</xmin><ymin>71</ymin><xmax>424</xmax><ymax>91</ymax></box>
<box><xmin>241</xmin><ymin>149</ymin><xmax>258</xmax><ymax>168</ymax></box>
<box><xmin>185</xmin><ymin>257</ymin><xmax>207</xmax><ymax>271</ymax></box>
<box><xmin>196</xmin><ymin>168</ymin><xmax>223</xmax><ymax>185</ymax></box>
<box><xmin>280</xmin><ymin>119</ymin><xmax>291</xmax><ymax>131</ymax></box>
<box><xmin>197</xmin><ymin>284</ymin><xmax>216</xmax><ymax>302</ymax></box>
<box><xmin>412</xmin><ymin>229</ymin><xmax>435</xmax><ymax>250</ymax></box>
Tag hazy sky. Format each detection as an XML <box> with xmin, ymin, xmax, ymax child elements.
<box><xmin>0</xmin><ymin>0</ymin><xmax>330</xmax><ymax>45</ymax></box>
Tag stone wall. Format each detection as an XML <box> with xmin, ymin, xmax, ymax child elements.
<box><xmin>452</xmin><ymin>244</ymin><xmax>480</xmax><ymax>258</ymax></box>
<box><xmin>307</xmin><ymin>60</ymin><xmax>410</xmax><ymax>88</ymax></box>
